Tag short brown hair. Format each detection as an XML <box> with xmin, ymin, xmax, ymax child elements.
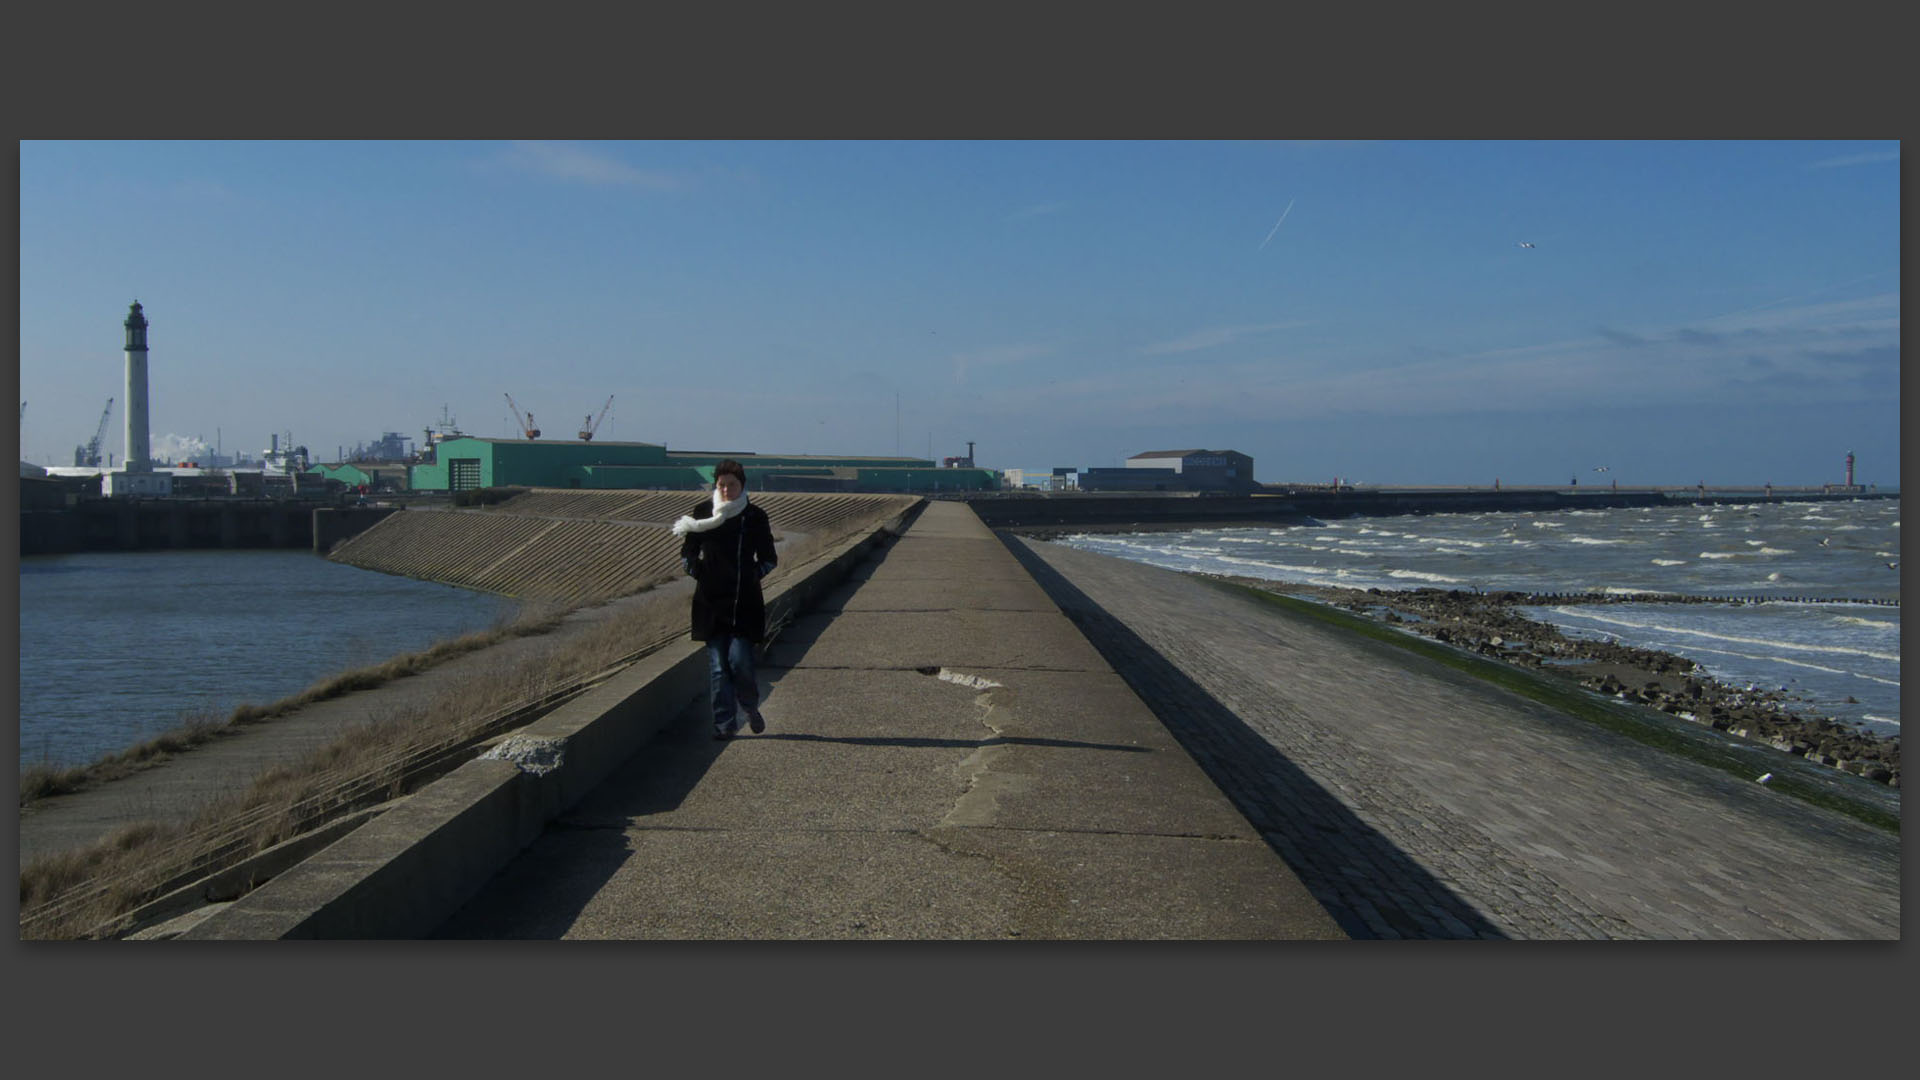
<box><xmin>714</xmin><ymin>459</ymin><xmax>746</xmax><ymax>487</ymax></box>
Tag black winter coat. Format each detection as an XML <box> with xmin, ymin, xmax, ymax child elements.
<box><xmin>679</xmin><ymin>500</ymin><xmax>778</xmax><ymax>642</ymax></box>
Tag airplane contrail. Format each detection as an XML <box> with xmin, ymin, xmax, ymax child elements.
<box><xmin>1258</xmin><ymin>198</ymin><xmax>1296</xmax><ymax>251</ymax></box>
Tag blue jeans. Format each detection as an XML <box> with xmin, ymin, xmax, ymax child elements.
<box><xmin>706</xmin><ymin>635</ymin><xmax>760</xmax><ymax>732</ymax></box>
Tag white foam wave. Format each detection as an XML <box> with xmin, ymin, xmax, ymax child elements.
<box><xmin>1531</xmin><ymin>521</ymin><xmax>1565</xmax><ymax>529</ymax></box>
<box><xmin>1651</xmin><ymin>559</ymin><xmax>1687</xmax><ymax>566</ymax></box>
<box><xmin>1833</xmin><ymin>616</ymin><xmax>1897</xmax><ymax>630</ymax></box>
<box><xmin>1698</xmin><ymin>552</ymin><xmax>1745</xmax><ymax>559</ymax></box>
<box><xmin>1603</xmin><ymin>587</ymin><xmax>1655</xmax><ymax>596</ymax></box>
<box><xmin>1386</xmin><ymin>569</ymin><xmax>1464</xmax><ymax>584</ymax></box>
<box><xmin>1218</xmin><ymin>556</ymin><xmax>1330</xmax><ymax>576</ymax></box>
<box><xmin>1566</xmin><ymin>536</ymin><xmax>1629</xmax><ymax>545</ymax></box>
<box><xmin>1861</xmin><ymin>714</ymin><xmax>1900</xmax><ymax>726</ymax></box>
<box><xmin>1555</xmin><ymin>609</ymin><xmax>1901</xmax><ymax>663</ymax></box>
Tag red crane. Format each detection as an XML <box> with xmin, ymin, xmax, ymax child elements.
<box><xmin>579</xmin><ymin>395</ymin><xmax>614</xmax><ymax>441</ymax></box>
<box><xmin>504</xmin><ymin>393</ymin><xmax>540</xmax><ymax>440</ymax></box>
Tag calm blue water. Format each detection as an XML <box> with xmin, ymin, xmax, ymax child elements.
<box><xmin>18</xmin><ymin>550</ymin><xmax>518</xmax><ymax>770</ymax></box>
<box><xmin>1056</xmin><ymin>498</ymin><xmax>1901</xmax><ymax>737</ymax></box>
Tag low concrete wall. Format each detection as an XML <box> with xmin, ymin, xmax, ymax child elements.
<box><xmin>20</xmin><ymin>498</ymin><xmax>337</xmax><ymax>554</ymax></box>
<box><xmin>312</xmin><ymin>505</ymin><xmax>401</xmax><ymax>554</ymax></box>
<box><xmin>180</xmin><ymin>498</ymin><xmax>925</xmax><ymax>939</ymax></box>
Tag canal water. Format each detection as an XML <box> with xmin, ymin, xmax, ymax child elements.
<box><xmin>18</xmin><ymin>549</ymin><xmax>518</xmax><ymax>771</ymax></box>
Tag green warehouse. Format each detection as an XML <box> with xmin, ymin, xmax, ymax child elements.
<box><xmin>408</xmin><ymin>437</ymin><xmax>999</xmax><ymax>494</ymax></box>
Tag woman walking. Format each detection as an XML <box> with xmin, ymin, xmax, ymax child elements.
<box><xmin>674</xmin><ymin>460</ymin><xmax>779</xmax><ymax>740</ymax></box>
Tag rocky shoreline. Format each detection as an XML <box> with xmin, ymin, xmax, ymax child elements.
<box><xmin>1206</xmin><ymin>576</ymin><xmax>1901</xmax><ymax>790</ymax></box>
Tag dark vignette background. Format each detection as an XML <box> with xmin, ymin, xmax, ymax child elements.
<box><xmin>4</xmin><ymin>8</ymin><xmax>1908</xmax><ymax>1076</ymax></box>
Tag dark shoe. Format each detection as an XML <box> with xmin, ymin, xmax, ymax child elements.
<box><xmin>745</xmin><ymin>706</ymin><xmax>766</xmax><ymax>734</ymax></box>
<box><xmin>712</xmin><ymin>725</ymin><xmax>735</xmax><ymax>741</ymax></box>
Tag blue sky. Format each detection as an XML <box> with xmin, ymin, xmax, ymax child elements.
<box><xmin>18</xmin><ymin>140</ymin><xmax>1900</xmax><ymax>486</ymax></box>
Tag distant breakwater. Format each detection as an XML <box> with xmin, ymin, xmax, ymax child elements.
<box><xmin>966</xmin><ymin>488</ymin><xmax>1897</xmax><ymax>537</ymax></box>
<box><xmin>1442</xmin><ymin>589</ymin><xmax>1898</xmax><ymax>608</ymax></box>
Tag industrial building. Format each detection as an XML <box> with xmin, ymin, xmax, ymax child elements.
<box><xmin>1074</xmin><ymin>449</ymin><xmax>1256</xmax><ymax>492</ymax></box>
<box><xmin>406</xmin><ymin>436</ymin><xmax>999</xmax><ymax>494</ymax></box>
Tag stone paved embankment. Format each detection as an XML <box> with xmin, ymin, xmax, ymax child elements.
<box><xmin>1001</xmin><ymin>536</ymin><xmax>1900</xmax><ymax>940</ymax></box>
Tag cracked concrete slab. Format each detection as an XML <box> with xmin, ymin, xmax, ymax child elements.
<box><xmin>764</xmin><ymin>609</ymin><xmax>1110</xmax><ymax>672</ymax></box>
<box><xmin>434</xmin><ymin>501</ymin><xmax>1345</xmax><ymax>939</ymax></box>
<box><xmin>808</xmin><ymin>576</ymin><xmax>1056</xmax><ymax>613</ymax></box>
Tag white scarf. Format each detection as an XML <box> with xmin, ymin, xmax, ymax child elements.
<box><xmin>671</xmin><ymin>488</ymin><xmax>748</xmax><ymax>536</ymax></box>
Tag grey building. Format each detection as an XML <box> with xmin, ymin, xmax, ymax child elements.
<box><xmin>1123</xmin><ymin>449</ymin><xmax>1255</xmax><ymax>492</ymax></box>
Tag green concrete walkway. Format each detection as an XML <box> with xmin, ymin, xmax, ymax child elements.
<box><xmin>432</xmin><ymin>500</ymin><xmax>1345</xmax><ymax>939</ymax></box>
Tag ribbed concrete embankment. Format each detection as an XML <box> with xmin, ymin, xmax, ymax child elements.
<box><xmin>185</xmin><ymin>501</ymin><xmax>1345</xmax><ymax>939</ymax></box>
<box><xmin>328</xmin><ymin>490</ymin><xmax>916</xmax><ymax>604</ymax></box>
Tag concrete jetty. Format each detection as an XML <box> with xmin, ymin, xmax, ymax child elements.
<box><xmin>26</xmin><ymin>497</ymin><xmax>1895</xmax><ymax>939</ymax></box>
<box><xmin>422</xmin><ymin>500</ymin><xmax>1341</xmax><ymax>939</ymax></box>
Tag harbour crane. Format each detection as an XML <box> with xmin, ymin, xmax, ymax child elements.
<box><xmin>579</xmin><ymin>395</ymin><xmax>614</xmax><ymax>441</ymax></box>
<box><xmin>504</xmin><ymin>393</ymin><xmax>540</xmax><ymax>440</ymax></box>
<box><xmin>76</xmin><ymin>397</ymin><xmax>113</xmax><ymax>468</ymax></box>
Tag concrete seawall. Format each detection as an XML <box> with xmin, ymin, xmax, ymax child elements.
<box><xmin>180</xmin><ymin>499</ymin><xmax>1346</xmax><ymax>940</ymax></box>
<box><xmin>20</xmin><ymin>497</ymin><xmax>338</xmax><ymax>554</ymax></box>
<box><xmin>178</xmin><ymin>499</ymin><xmax>931</xmax><ymax>938</ymax></box>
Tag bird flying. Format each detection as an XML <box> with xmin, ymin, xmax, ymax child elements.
<box><xmin>1593</xmin><ymin>465</ymin><xmax>1609</xmax><ymax>472</ymax></box>
<box><xmin>1517</xmin><ymin>241</ymin><xmax>1536</xmax><ymax>248</ymax></box>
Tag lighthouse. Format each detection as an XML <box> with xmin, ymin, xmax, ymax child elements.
<box><xmin>123</xmin><ymin>301</ymin><xmax>152</xmax><ymax>473</ymax></box>
<box><xmin>104</xmin><ymin>301</ymin><xmax>172</xmax><ymax>497</ymax></box>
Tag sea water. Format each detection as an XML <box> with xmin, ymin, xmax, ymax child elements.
<box><xmin>18</xmin><ymin>549</ymin><xmax>518</xmax><ymax>770</ymax></box>
<box><xmin>1054</xmin><ymin>498</ymin><xmax>1901</xmax><ymax>737</ymax></box>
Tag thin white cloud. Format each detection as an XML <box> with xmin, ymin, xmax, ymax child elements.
<box><xmin>1004</xmin><ymin>201</ymin><xmax>1069</xmax><ymax>222</ymax></box>
<box><xmin>1140</xmin><ymin>321</ymin><xmax>1311</xmax><ymax>356</ymax></box>
<box><xmin>952</xmin><ymin>343</ymin><xmax>1052</xmax><ymax>384</ymax></box>
<box><xmin>1702</xmin><ymin>291</ymin><xmax>1899</xmax><ymax>333</ymax></box>
<box><xmin>1807</xmin><ymin>151</ymin><xmax>1899</xmax><ymax>170</ymax></box>
<box><xmin>167</xmin><ymin>179</ymin><xmax>236</xmax><ymax>202</ymax></box>
<box><xmin>983</xmin><ymin>296</ymin><xmax>1898</xmax><ymax>427</ymax></box>
<box><xmin>500</xmin><ymin>141</ymin><xmax>685</xmax><ymax>190</ymax></box>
